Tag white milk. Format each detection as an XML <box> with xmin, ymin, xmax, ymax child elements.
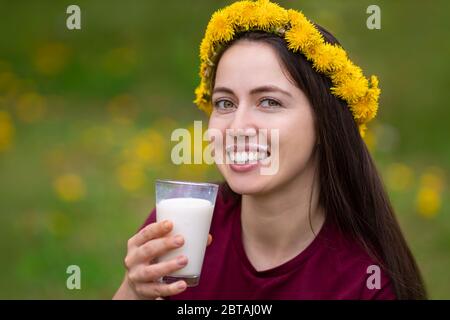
<box><xmin>156</xmin><ymin>197</ymin><xmax>214</xmax><ymax>277</ymax></box>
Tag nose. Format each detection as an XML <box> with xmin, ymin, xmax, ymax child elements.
<box><xmin>228</xmin><ymin>105</ymin><xmax>257</xmax><ymax>138</ymax></box>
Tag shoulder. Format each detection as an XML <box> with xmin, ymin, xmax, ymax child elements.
<box><xmin>317</xmin><ymin>219</ymin><xmax>396</xmax><ymax>300</ymax></box>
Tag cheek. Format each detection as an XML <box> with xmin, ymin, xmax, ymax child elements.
<box><xmin>208</xmin><ymin>116</ymin><xmax>227</xmax><ymax>172</ymax></box>
<box><xmin>277</xmin><ymin>110</ymin><xmax>316</xmax><ymax>171</ymax></box>
<box><xmin>207</xmin><ymin>114</ymin><xmax>230</xmax><ymax>133</ymax></box>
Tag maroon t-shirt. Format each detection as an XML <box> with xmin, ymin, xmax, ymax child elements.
<box><xmin>141</xmin><ymin>184</ymin><xmax>396</xmax><ymax>300</ymax></box>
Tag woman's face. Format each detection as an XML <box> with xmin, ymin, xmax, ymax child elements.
<box><xmin>208</xmin><ymin>40</ymin><xmax>317</xmax><ymax>195</ymax></box>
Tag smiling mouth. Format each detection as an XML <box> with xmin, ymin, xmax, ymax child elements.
<box><xmin>225</xmin><ymin>144</ymin><xmax>271</xmax><ymax>165</ymax></box>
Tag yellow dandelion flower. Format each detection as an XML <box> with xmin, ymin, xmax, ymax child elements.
<box><xmin>420</xmin><ymin>167</ymin><xmax>445</xmax><ymax>192</ymax></box>
<box><xmin>286</xmin><ymin>9</ymin><xmax>307</xmax><ymax>28</ymax></box>
<box><xmin>358</xmin><ymin>124</ymin><xmax>367</xmax><ymax>138</ymax></box>
<box><xmin>331</xmin><ymin>61</ymin><xmax>364</xmax><ymax>85</ymax></box>
<box><xmin>332</xmin><ymin>76</ymin><xmax>368</xmax><ymax>104</ymax></box>
<box><xmin>206</xmin><ymin>9</ymin><xmax>235</xmax><ymax>43</ymax></box>
<box><xmin>254</xmin><ymin>0</ymin><xmax>288</xmax><ymax>30</ymax></box>
<box><xmin>311</xmin><ymin>43</ymin><xmax>348</xmax><ymax>73</ymax></box>
<box><xmin>386</xmin><ymin>163</ymin><xmax>415</xmax><ymax>192</ymax></box>
<box><xmin>129</xmin><ymin>129</ymin><xmax>165</xmax><ymax>165</ymax></box>
<box><xmin>53</xmin><ymin>173</ymin><xmax>86</xmax><ymax>202</ymax></box>
<box><xmin>370</xmin><ymin>75</ymin><xmax>379</xmax><ymax>88</ymax></box>
<box><xmin>362</xmin><ymin>125</ymin><xmax>376</xmax><ymax>151</ymax></box>
<box><xmin>285</xmin><ymin>21</ymin><xmax>322</xmax><ymax>53</ymax></box>
<box><xmin>0</xmin><ymin>110</ymin><xmax>14</xmax><ymax>152</ymax></box>
<box><xmin>285</xmin><ymin>9</ymin><xmax>323</xmax><ymax>54</ymax></box>
<box><xmin>350</xmin><ymin>92</ymin><xmax>378</xmax><ymax>124</ymax></box>
<box><xmin>349</xmin><ymin>76</ymin><xmax>380</xmax><ymax>124</ymax></box>
<box><xmin>33</xmin><ymin>42</ymin><xmax>70</xmax><ymax>76</ymax></box>
<box><xmin>194</xmin><ymin>82</ymin><xmax>212</xmax><ymax>115</ymax></box>
<box><xmin>199</xmin><ymin>63</ymin><xmax>212</xmax><ymax>79</ymax></box>
<box><xmin>230</xmin><ymin>1</ymin><xmax>258</xmax><ymax>30</ymax></box>
<box><xmin>416</xmin><ymin>186</ymin><xmax>441</xmax><ymax>218</ymax></box>
<box><xmin>199</xmin><ymin>35</ymin><xmax>214</xmax><ymax>62</ymax></box>
<box><xmin>116</xmin><ymin>162</ymin><xmax>146</xmax><ymax>192</ymax></box>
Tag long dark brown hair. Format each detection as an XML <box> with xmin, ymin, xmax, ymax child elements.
<box><xmin>210</xmin><ymin>28</ymin><xmax>427</xmax><ymax>299</ymax></box>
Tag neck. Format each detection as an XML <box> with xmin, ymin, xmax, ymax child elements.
<box><xmin>241</xmin><ymin>155</ymin><xmax>325</xmax><ymax>263</ymax></box>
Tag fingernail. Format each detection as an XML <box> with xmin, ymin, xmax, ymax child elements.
<box><xmin>163</xmin><ymin>220</ymin><xmax>171</xmax><ymax>230</ymax></box>
<box><xmin>174</xmin><ymin>235</ymin><xmax>183</xmax><ymax>246</ymax></box>
<box><xmin>177</xmin><ymin>281</ymin><xmax>186</xmax><ymax>290</ymax></box>
<box><xmin>177</xmin><ymin>255</ymin><xmax>187</xmax><ymax>265</ymax></box>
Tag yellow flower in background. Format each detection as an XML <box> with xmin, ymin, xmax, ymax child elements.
<box><xmin>386</xmin><ymin>163</ymin><xmax>414</xmax><ymax>192</ymax></box>
<box><xmin>33</xmin><ymin>42</ymin><xmax>71</xmax><ymax>76</ymax></box>
<box><xmin>53</xmin><ymin>173</ymin><xmax>86</xmax><ymax>202</ymax></box>
<box><xmin>416</xmin><ymin>187</ymin><xmax>441</xmax><ymax>219</ymax></box>
<box><xmin>116</xmin><ymin>162</ymin><xmax>146</xmax><ymax>192</ymax></box>
<box><xmin>0</xmin><ymin>110</ymin><xmax>14</xmax><ymax>152</ymax></box>
<box><xmin>420</xmin><ymin>167</ymin><xmax>445</xmax><ymax>192</ymax></box>
<box><xmin>121</xmin><ymin>129</ymin><xmax>166</xmax><ymax>165</ymax></box>
<box><xmin>107</xmin><ymin>94</ymin><xmax>139</xmax><ymax>125</ymax></box>
<box><xmin>15</xmin><ymin>92</ymin><xmax>47</xmax><ymax>123</ymax></box>
<box><xmin>116</xmin><ymin>127</ymin><xmax>168</xmax><ymax>192</ymax></box>
<box><xmin>358</xmin><ymin>123</ymin><xmax>367</xmax><ymax>138</ymax></box>
<box><xmin>362</xmin><ymin>126</ymin><xmax>376</xmax><ymax>152</ymax></box>
<box><xmin>416</xmin><ymin>167</ymin><xmax>446</xmax><ymax>218</ymax></box>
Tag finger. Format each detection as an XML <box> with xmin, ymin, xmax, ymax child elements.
<box><xmin>131</xmin><ymin>234</ymin><xmax>184</xmax><ymax>265</ymax></box>
<box><xmin>135</xmin><ymin>280</ymin><xmax>187</xmax><ymax>298</ymax></box>
<box><xmin>129</xmin><ymin>220</ymin><xmax>173</xmax><ymax>248</ymax></box>
<box><xmin>129</xmin><ymin>255</ymin><xmax>188</xmax><ymax>283</ymax></box>
<box><xmin>207</xmin><ymin>234</ymin><xmax>213</xmax><ymax>246</ymax></box>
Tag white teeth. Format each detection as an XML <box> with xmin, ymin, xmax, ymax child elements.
<box><xmin>258</xmin><ymin>151</ymin><xmax>266</xmax><ymax>160</ymax></box>
<box><xmin>226</xmin><ymin>151</ymin><xmax>269</xmax><ymax>164</ymax></box>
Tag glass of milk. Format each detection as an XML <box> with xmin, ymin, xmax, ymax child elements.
<box><xmin>155</xmin><ymin>179</ymin><xmax>219</xmax><ymax>287</ymax></box>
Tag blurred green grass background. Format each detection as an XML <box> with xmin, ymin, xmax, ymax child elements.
<box><xmin>0</xmin><ymin>0</ymin><xmax>449</xmax><ymax>299</ymax></box>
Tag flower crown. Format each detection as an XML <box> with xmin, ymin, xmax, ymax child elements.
<box><xmin>194</xmin><ymin>0</ymin><xmax>380</xmax><ymax>137</ymax></box>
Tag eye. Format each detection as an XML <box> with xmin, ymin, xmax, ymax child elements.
<box><xmin>259</xmin><ymin>98</ymin><xmax>282</xmax><ymax>109</ymax></box>
<box><xmin>214</xmin><ymin>99</ymin><xmax>236</xmax><ymax>111</ymax></box>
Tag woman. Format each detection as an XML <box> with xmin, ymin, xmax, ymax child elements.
<box><xmin>114</xmin><ymin>0</ymin><xmax>426</xmax><ymax>300</ymax></box>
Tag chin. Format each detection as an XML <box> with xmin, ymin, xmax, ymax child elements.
<box><xmin>219</xmin><ymin>164</ymin><xmax>274</xmax><ymax>195</ymax></box>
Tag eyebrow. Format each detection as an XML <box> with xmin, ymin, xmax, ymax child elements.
<box><xmin>213</xmin><ymin>85</ymin><xmax>292</xmax><ymax>98</ymax></box>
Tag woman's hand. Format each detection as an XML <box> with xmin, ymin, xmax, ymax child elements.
<box><xmin>113</xmin><ymin>220</ymin><xmax>212</xmax><ymax>300</ymax></box>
